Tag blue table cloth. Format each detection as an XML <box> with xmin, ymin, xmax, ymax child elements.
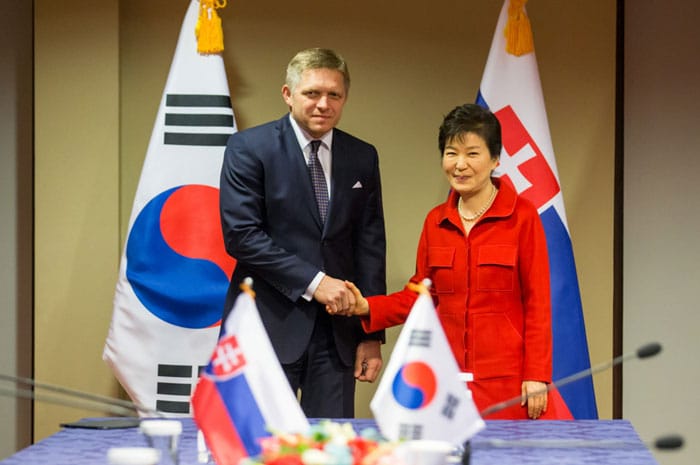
<box><xmin>0</xmin><ymin>418</ymin><xmax>658</xmax><ymax>465</ymax></box>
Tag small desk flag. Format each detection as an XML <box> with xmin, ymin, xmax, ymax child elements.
<box><xmin>192</xmin><ymin>282</ymin><xmax>309</xmax><ymax>465</ymax></box>
<box><xmin>371</xmin><ymin>282</ymin><xmax>484</xmax><ymax>445</ymax></box>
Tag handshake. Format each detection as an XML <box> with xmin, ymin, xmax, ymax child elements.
<box><xmin>313</xmin><ymin>276</ymin><xmax>370</xmax><ymax>317</ymax></box>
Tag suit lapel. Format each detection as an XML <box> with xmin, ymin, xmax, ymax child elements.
<box><xmin>279</xmin><ymin>117</ymin><xmax>324</xmax><ymax>230</ymax></box>
<box><xmin>328</xmin><ymin>131</ymin><xmax>351</xmax><ymax>229</ymax></box>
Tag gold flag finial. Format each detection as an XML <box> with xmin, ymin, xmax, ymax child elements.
<box><xmin>406</xmin><ymin>278</ymin><xmax>432</xmax><ymax>296</ymax></box>
<box><xmin>504</xmin><ymin>0</ymin><xmax>534</xmax><ymax>56</ymax></box>
<box><xmin>196</xmin><ymin>0</ymin><xmax>227</xmax><ymax>54</ymax></box>
<box><xmin>239</xmin><ymin>277</ymin><xmax>256</xmax><ymax>298</ymax></box>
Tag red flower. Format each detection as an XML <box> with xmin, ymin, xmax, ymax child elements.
<box><xmin>347</xmin><ymin>437</ymin><xmax>378</xmax><ymax>465</ymax></box>
<box><xmin>266</xmin><ymin>455</ymin><xmax>304</xmax><ymax>465</ymax></box>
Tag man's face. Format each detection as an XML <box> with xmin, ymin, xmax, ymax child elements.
<box><xmin>282</xmin><ymin>68</ymin><xmax>347</xmax><ymax>138</ymax></box>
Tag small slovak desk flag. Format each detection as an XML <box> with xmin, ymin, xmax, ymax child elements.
<box><xmin>192</xmin><ymin>280</ymin><xmax>309</xmax><ymax>465</ymax></box>
<box><xmin>475</xmin><ymin>0</ymin><xmax>597</xmax><ymax>418</ymax></box>
<box><xmin>371</xmin><ymin>280</ymin><xmax>485</xmax><ymax>445</ymax></box>
<box><xmin>103</xmin><ymin>0</ymin><xmax>236</xmax><ymax>415</ymax></box>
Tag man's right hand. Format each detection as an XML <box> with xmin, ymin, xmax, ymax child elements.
<box><xmin>313</xmin><ymin>275</ymin><xmax>355</xmax><ymax>314</ymax></box>
<box><xmin>324</xmin><ymin>281</ymin><xmax>369</xmax><ymax>317</ymax></box>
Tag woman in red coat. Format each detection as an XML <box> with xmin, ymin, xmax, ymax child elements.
<box><xmin>332</xmin><ymin>104</ymin><xmax>572</xmax><ymax>420</ymax></box>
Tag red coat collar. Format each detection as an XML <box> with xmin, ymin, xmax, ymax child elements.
<box><xmin>436</xmin><ymin>178</ymin><xmax>518</xmax><ymax>229</ymax></box>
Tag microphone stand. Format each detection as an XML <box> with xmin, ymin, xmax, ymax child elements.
<box><xmin>0</xmin><ymin>372</ymin><xmax>160</xmax><ymax>417</ymax></box>
<box><xmin>460</xmin><ymin>342</ymin><xmax>664</xmax><ymax>465</ymax></box>
<box><xmin>479</xmin><ymin>342</ymin><xmax>661</xmax><ymax>418</ymax></box>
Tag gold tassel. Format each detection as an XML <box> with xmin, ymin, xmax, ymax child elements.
<box><xmin>196</xmin><ymin>0</ymin><xmax>227</xmax><ymax>54</ymax></box>
<box><xmin>504</xmin><ymin>0</ymin><xmax>534</xmax><ymax>56</ymax></box>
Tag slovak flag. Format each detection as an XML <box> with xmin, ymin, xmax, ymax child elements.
<box><xmin>103</xmin><ymin>0</ymin><xmax>236</xmax><ymax>415</ymax></box>
<box><xmin>192</xmin><ymin>283</ymin><xmax>309</xmax><ymax>465</ymax></box>
<box><xmin>476</xmin><ymin>0</ymin><xmax>598</xmax><ymax>418</ymax></box>
<box><xmin>371</xmin><ymin>281</ymin><xmax>484</xmax><ymax>445</ymax></box>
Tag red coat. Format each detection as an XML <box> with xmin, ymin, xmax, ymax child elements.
<box><xmin>363</xmin><ymin>180</ymin><xmax>572</xmax><ymax>419</ymax></box>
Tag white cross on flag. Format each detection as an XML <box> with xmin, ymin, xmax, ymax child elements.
<box><xmin>212</xmin><ymin>336</ymin><xmax>246</xmax><ymax>377</ymax></box>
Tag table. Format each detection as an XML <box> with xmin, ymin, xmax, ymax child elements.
<box><xmin>469</xmin><ymin>420</ymin><xmax>657</xmax><ymax>464</ymax></box>
<box><xmin>0</xmin><ymin>418</ymin><xmax>658</xmax><ymax>465</ymax></box>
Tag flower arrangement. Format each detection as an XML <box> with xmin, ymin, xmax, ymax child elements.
<box><xmin>242</xmin><ymin>421</ymin><xmax>401</xmax><ymax>465</ymax></box>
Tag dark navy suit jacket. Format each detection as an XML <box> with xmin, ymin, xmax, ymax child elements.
<box><xmin>219</xmin><ymin>115</ymin><xmax>386</xmax><ymax>366</ymax></box>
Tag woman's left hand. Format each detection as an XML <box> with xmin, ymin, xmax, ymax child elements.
<box><xmin>521</xmin><ymin>380</ymin><xmax>548</xmax><ymax>419</ymax></box>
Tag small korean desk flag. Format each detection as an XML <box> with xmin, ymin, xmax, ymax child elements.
<box><xmin>371</xmin><ymin>281</ymin><xmax>484</xmax><ymax>445</ymax></box>
<box><xmin>192</xmin><ymin>280</ymin><xmax>309</xmax><ymax>465</ymax></box>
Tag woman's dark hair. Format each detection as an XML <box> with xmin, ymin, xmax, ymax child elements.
<box><xmin>438</xmin><ymin>104</ymin><xmax>502</xmax><ymax>159</ymax></box>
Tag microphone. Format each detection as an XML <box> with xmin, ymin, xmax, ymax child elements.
<box><xmin>479</xmin><ymin>342</ymin><xmax>662</xmax><ymax>418</ymax></box>
<box><xmin>654</xmin><ymin>434</ymin><xmax>684</xmax><ymax>450</ymax></box>
<box><xmin>457</xmin><ymin>431</ymin><xmax>683</xmax><ymax>465</ymax></box>
<box><xmin>0</xmin><ymin>373</ymin><xmax>161</xmax><ymax>417</ymax></box>
<box><xmin>463</xmin><ymin>434</ymin><xmax>683</xmax><ymax>450</ymax></box>
<box><xmin>457</xmin><ymin>343</ymin><xmax>673</xmax><ymax>465</ymax></box>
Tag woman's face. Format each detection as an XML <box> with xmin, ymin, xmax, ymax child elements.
<box><xmin>442</xmin><ymin>132</ymin><xmax>499</xmax><ymax>198</ymax></box>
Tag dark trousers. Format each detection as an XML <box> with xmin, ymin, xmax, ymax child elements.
<box><xmin>282</xmin><ymin>311</ymin><xmax>355</xmax><ymax>418</ymax></box>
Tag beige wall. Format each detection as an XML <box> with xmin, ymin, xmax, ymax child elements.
<box><xmin>33</xmin><ymin>0</ymin><xmax>615</xmax><ymax>440</ymax></box>
<box><xmin>34</xmin><ymin>0</ymin><xmax>121</xmax><ymax>440</ymax></box>
<box><xmin>623</xmin><ymin>1</ymin><xmax>700</xmax><ymax>464</ymax></box>
<box><xmin>0</xmin><ymin>0</ymin><xmax>33</xmax><ymax>458</ymax></box>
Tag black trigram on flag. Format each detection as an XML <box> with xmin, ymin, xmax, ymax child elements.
<box><xmin>398</xmin><ymin>422</ymin><xmax>423</xmax><ymax>440</ymax></box>
<box><xmin>408</xmin><ymin>329</ymin><xmax>432</xmax><ymax>347</ymax></box>
<box><xmin>155</xmin><ymin>363</ymin><xmax>205</xmax><ymax>414</ymax></box>
<box><xmin>442</xmin><ymin>393</ymin><xmax>460</xmax><ymax>419</ymax></box>
<box><xmin>163</xmin><ymin>94</ymin><xmax>235</xmax><ymax>147</ymax></box>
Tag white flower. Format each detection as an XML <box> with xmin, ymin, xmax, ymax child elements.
<box><xmin>323</xmin><ymin>421</ymin><xmax>357</xmax><ymax>445</ymax></box>
<box><xmin>301</xmin><ymin>448</ymin><xmax>334</xmax><ymax>465</ymax></box>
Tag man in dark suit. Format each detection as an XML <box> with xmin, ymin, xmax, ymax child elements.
<box><xmin>219</xmin><ymin>48</ymin><xmax>386</xmax><ymax>418</ymax></box>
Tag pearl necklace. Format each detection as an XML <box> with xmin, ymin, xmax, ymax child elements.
<box><xmin>458</xmin><ymin>184</ymin><xmax>498</xmax><ymax>222</ymax></box>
